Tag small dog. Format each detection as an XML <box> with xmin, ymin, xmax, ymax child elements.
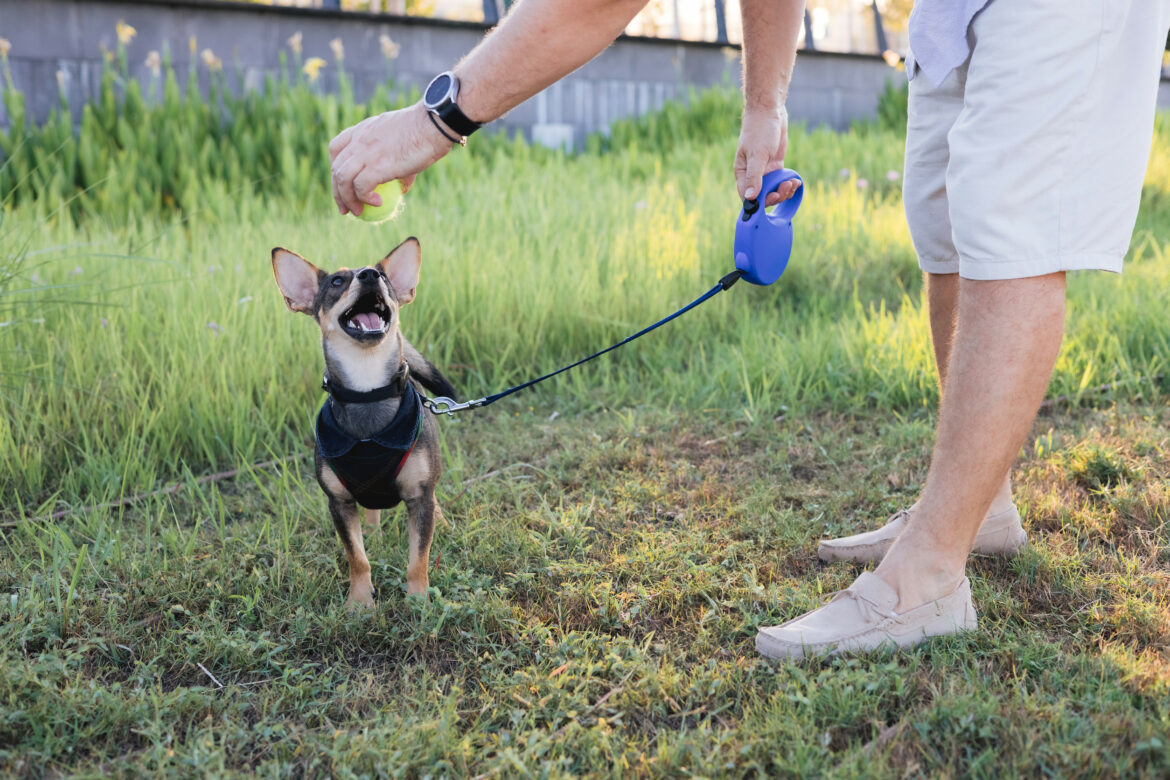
<box><xmin>272</xmin><ymin>237</ymin><xmax>456</xmax><ymax>607</ymax></box>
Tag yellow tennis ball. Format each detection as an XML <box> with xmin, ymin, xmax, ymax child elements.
<box><xmin>354</xmin><ymin>181</ymin><xmax>404</xmax><ymax>224</ymax></box>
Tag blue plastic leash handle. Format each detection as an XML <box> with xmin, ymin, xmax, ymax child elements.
<box><xmin>734</xmin><ymin>168</ymin><xmax>803</xmax><ymax>286</ymax></box>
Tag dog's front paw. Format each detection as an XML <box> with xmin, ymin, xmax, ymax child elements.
<box><xmin>345</xmin><ymin>590</ymin><xmax>375</xmax><ymax>610</ymax></box>
<box><xmin>405</xmin><ymin>580</ymin><xmax>429</xmax><ymax>599</ymax></box>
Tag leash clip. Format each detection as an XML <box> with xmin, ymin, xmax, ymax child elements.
<box><xmin>424</xmin><ymin>396</ymin><xmax>486</xmax><ymax>416</ymax></box>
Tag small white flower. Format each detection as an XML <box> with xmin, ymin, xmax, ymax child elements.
<box><xmin>237</xmin><ymin>296</ymin><xmax>253</xmax><ymax>305</ymax></box>
<box><xmin>329</xmin><ymin>38</ymin><xmax>344</xmax><ymax>61</ymax></box>
<box><xmin>0</xmin><ymin>38</ymin><xmax>11</xmax><ymax>60</ymax></box>
<box><xmin>288</xmin><ymin>32</ymin><xmax>303</xmax><ymax>54</ymax></box>
<box><xmin>201</xmin><ymin>48</ymin><xmax>222</xmax><ymax>71</ymax></box>
<box><xmin>145</xmin><ymin>50</ymin><xmax>161</xmax><ymax>76</ymax></box>
<box><xmin>856</xmin><ymin>178</ymin><xmax>869</xmax><ymax>189</ymax></box>
<box><xmin>379</xmin><ymin>34</ymin><xmax>400</xmax><ymax>60</ymax></box>
<box><xmin>207</xmin><ymin>321</ymin><xmax>223</xmax><ymax>335</ymax></box>
<box><xmin>886</xmin><ymin>170</ymin><xmax>900</xmax><ymax>182</ymax></box>
<box><xmin>839</xmin><ymin>168</ymin><xmax>851</xmax><ymax>178</ymax></box>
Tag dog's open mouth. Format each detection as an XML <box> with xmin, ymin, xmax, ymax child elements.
<box><xmin>340</xmin><ymin>292</ymin><xmax>390</xmax><ymax>339</ymax></box>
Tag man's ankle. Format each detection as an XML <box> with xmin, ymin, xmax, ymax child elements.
<box><xmin>873</xmin><ymin>554</ymin><xmax>965</xmax><ymax>612</ymax></box>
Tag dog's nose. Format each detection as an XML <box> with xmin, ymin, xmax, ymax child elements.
<box><xmin>356</xmin><ymin>268</ymin><xmax>379</xmax><ymax>284</ymax></box>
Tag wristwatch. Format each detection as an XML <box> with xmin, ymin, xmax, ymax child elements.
<box><xmin>423</xmin><ymin>71</ymin><xmax>481</xmax><ymax>144</ymax></box>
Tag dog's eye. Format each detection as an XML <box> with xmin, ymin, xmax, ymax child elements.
<box><xmin>331</xmin><ymin>276</ymin><xmax>344</xmax><ymax>287</ymax></box>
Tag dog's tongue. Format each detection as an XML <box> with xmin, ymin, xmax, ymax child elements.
<box><xmin>352</xmin><ymin>312</ymin><xmax>382</xmax><ymax>330</ymax></box>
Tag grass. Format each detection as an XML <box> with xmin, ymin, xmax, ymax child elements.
<box><xmin>2</xmin><ymin>404</ymin><xmax>1168</xmax><ymax>776</ymax></box>
<box><xmin>2</xmin><ymin>91</ymin><xmax>1170</xmax><ymax>775</ymax></box>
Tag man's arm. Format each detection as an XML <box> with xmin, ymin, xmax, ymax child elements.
<box><xmin>736</xmin><ymin>0</ymin><xmax>806</xmax><ymax>204</ymax></box>
<box><xmin>330</xmin><ymin>0</ymin><xmax>648</xmax><ymax>215</ymax></box>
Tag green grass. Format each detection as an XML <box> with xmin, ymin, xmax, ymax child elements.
<box><xmin>2</xmin><ymin>404</ymin><xmax>1168</xmax><ymax>776</ymax></box>
<box><xmin>2</xmin><ymin>90</ymin><xmax>1170</xmax><ymax>775</ymax></box>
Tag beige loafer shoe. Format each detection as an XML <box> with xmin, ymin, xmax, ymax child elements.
<box><xmin>755</xmin><ymin>572</ymin><xmax>977</xmax><ymax>661</ymax></box>
<box><xmin>817</xmin><ymin>504</ymin><xmax>1027</xmax><ymax>564</ymax></box>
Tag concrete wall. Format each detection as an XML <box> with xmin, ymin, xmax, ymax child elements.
<box><xmin>1</xmin><ymin>0</ymin><xmax>904</xmax><ymax>144</ymax></box>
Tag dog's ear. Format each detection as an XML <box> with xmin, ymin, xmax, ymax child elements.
<box><xmin>380</xmin><ymin>237</ymin><xmax>421</xmax><ymax>306</ymax></box>
<box><xmin>272</xmin><ymin>247</ymin><xmax>324</xmax><ymax>314</ymax></box>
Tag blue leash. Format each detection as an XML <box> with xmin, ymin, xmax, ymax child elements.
<box><xmin>422</xmin><ymin>168</ymin><xmax>804</xmax><ymax>417</ymax></box>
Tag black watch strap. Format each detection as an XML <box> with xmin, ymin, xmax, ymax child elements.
<box><xmin>435</xmin><ymin>103</ymin><xmax>480</xmax><ymax>138</ymax></box>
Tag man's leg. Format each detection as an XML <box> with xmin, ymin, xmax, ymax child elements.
<box><xmin>817</xmin><ymin>271</ymin><xmax>1022</xmax><ymax>564</ymax></box>
<box><xmin>875</xmin><ymin>272</ymin><xmax>1065</xmax><ymax>608</ymax></box>
<box><xmin>926</xmin><ymin>272</ymin><xmax>1015</xmax><ymax>517</ymax></box>
<box><xmin>756</xmin><ymin>273</ymin><xmax>1064</xmax><ymax>660</ymax></box>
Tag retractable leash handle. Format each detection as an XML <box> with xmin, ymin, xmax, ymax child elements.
<box><xmin>734</xmin><ymin>168</ymin><xmax>803</xmax><ymax>286</ymax></box>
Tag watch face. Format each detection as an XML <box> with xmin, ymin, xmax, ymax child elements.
<box><xmin>425</xmin><ymin>73</ymin><xmax>453</xmax><ymax>108</ymax></box>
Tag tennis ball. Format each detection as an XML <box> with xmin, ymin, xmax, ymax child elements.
<box><xmin>354</xmin><ymin>181</ymin><xmax>404</xmax><ymax>224</ymax></box>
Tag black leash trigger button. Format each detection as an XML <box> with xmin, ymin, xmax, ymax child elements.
<box><xmin>742</xmin><ymin>197</ymin><xmax>760</xmax><ymax>221</ymax></box>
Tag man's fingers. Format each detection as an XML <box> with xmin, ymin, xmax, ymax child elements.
<box><xmin>332</xmin><ymin>174</ymin><xmax>347</xmax><ymax>215</ymax></box>
<box><xmin>330</xmin><ymin>144</ymin><xmax>357</xmax><ymax>213</ymax></box>
<box><xmin>400</xmin><ymin>174</ymin><xmax>417</xmax><ymax>195</ymax></box>
<box><xmin>329</xmin><ymin>127</ymin><xmax>354</xmax><ymax>163</ymax></box>
<box><xmin>352</xmin><ymin>168</ymin><xmax>386</xmax><ymax>208</ymax></box>
<box><xmin>763</xmin><ymin>179</ymin><xmax>801</xmax><ymax>207</ymax></box>
<box><xmin>741</xmin><ymin>154</ymin><xmax>766</xmax><ymax>201</ymax></box>
<box><xmin>334</xmin><ymin>162</ymin><xmax>366</xmax><ymax>216</ymax></box>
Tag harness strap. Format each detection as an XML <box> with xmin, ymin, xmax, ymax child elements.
<box><xmin>322</xmin><ymin>362</ymin><xmax>409</xmax><ymax>404</ymax></box>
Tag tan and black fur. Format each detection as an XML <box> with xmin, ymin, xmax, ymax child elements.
<box><xmin>272</xmin><ymin>237</ymin><xmax>455</xmax><ymax>607</ymax></box>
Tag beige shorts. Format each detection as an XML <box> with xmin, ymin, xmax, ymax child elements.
<box><xmin>903</xmin><ymin>0</ymin><xmax>1170</xmax><ymax>280</ymax></box>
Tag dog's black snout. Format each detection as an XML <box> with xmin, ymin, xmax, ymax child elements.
<box><xmin>356</xmin><ymin>268</ymin><xmax>379</xmax><ymax>284</ymax></box>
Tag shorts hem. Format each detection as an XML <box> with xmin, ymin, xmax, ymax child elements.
<box><xmin>918</xmin><ymin>256</ymin><xmax>960</xmax><ymax>275</ymax></box>
<box><xmin>957</xmin><ymin>253</ymin><xmax>1124</xmax><ymax>280</ymax></box>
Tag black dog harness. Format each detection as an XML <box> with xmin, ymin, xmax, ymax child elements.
<box><xmin>315</xmin><ymin>371</ymin><xmax>423</xmax><ymax>510</ymax></box>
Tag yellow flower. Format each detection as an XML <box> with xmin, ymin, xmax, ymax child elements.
<box><xmin>116</xmin><ymin>20</ymin><xmax>137</xmax><ymax>46</ymax></box>
<box><xmin>329</xmin><ymin>38</ymin><xmax>344</xmax><ymax>61</ymax></box>
<box><xmin>379</xmin><ymin>34</ymin><xmax>400</xmax><ymax>60</ymax></box>
<box><xmin>145</xmin><ymin>50</ymin><xmax>161</xmax><ymax>76</ymax></box>
<box><xmin>882</xmin><ymin>49</ymin><xmax>901</xmax><ymax>68</ymax></box>
<box><xmin>189</xmin><ymin>36</ymin><xmax>197</xmax><ymax>55</ymax></box>
<box><xmin>201</xmin><ymin>48</ymin><xmax>222</xmax><ymax>72</ymax></box>
<box><xmin>303</xmin><ymin>57</ymin><xmax>326</xmax><ymax>82</ymax></box>
<box><xmin>288</xmin><ymin>32</ymin><xmax>303</xmax><ymax>55</ymax></box>
<box><xmin>0</xmin><ymin>38</ymin><xmax>11</xmax><ymax>60</ymax></box>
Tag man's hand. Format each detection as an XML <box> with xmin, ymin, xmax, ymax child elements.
<box><xmin>329</xmin><ymin>103</ymin><xmax>455</xmax><ymax>216</ymax></box>
<box><xmin>735</xmin><ymin>105</ymin><xmax>799</xmax><ymax>207</ymax></box>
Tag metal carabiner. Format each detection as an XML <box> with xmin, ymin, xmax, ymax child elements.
<box><xmin>423</xmin><ymin>396</ymin><xmax>486</xmax><ymax>416</ymax></box>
